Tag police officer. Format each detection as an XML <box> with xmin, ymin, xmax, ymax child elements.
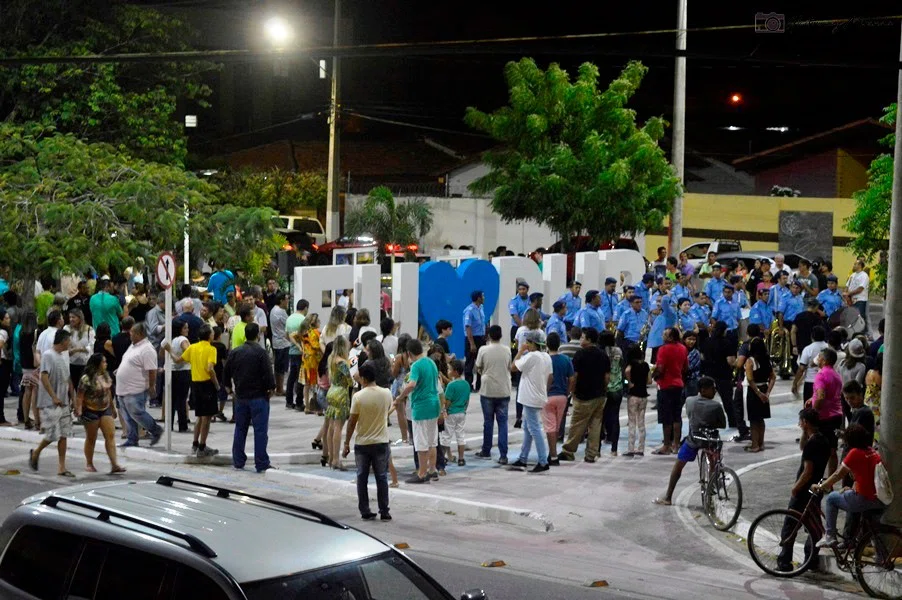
<box><xmin>704</xmin><ymin>263</ymin><xmax>726</xmax><ymax>302</ymax></box>
<box><xmin>463</xmin><ymin>290</ymin><xmax>487</xmax><ymax>390</ymax></box>
<box><xmin>557</xmin><ymin>280</ymin><xmax>582</xmax><ymax>330</ymax></box>
<box><xmin>545</xmin><ymin>301</ymin><xmax>568</xmax><ymax>340</ymax></box>
<box><xmin>508</xmin><ymin>280</ymin><xmax>531</xmax><ymax>342</ymax></box>
<box><xmin>816</xmin><ymin>274</ymin><xmax>843</xmax><ymax>318</ymax></box>
<box><xmin>528</xmin><ymin>292</ymin><xmax>549</xmax><ymax>322</ymax></box>
<box><xmin>599</xmin><ymin>277</ymin><xmax>619</xmax><ymax>328</ymax></box>
<box><xmin>635</xmin><ymin>273</ymin><xmax>655</xmax><ymax>311</ymax></box>
<box><xmin>711</xmin><ymin>284</ymin><xmax>741</xmax><ymax>347</ymax></box>
<box><xmin>575</xmin><ymin>290</ymin><xmax>604</xmax><ymax>332</ymax></box>
<box><xmin>617</xmin><ymin>295</ymin><xmax>649</xmax><ymax>354</ymax></box>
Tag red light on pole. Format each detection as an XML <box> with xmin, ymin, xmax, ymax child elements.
<box><xmin>730</xmin><ymin>93</ymin><xmax>742</xmax><ymax>104</ymax></box>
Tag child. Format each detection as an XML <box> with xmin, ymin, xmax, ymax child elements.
<box><xmin>683</xmin><ymin>331</ymin><xmax>701</xmax><ymax>399</ymax></box>
<box><xmin>624</xmin><ymin>343</ymin><xmax>651</xmax><ymax>457</ymax></box>
<box><xmin>440</xmin><ymin>359</ymin><xmax>470</xmax><ymax>466</ymax></box>
<box><xmin>434</xmin><ymin>319</ymin><xmax>453</xmax><ymax>357</ymax></box>
<box><xmin>211</xmin><ymin>326</ymin><xmax>230</xmax><ymax>422</ymax></box>
<box><xmin>300</xmin><ymin>313</ymin><xmax>323</xmax><ymax>413</ymax></box>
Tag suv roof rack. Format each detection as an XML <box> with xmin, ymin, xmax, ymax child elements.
<box><xmin>155</xmin><ymin>476</ymin><xmax>347</xmax><ymax>530</ymax></box>
<box><xmin>41</xmin><ymin>495</ymin><xmax>217</xmax><ymax>558</ymax></box>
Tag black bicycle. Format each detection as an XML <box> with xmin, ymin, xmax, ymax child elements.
<box><xmin>694</xmin><ymin>428</ymin><xmax>743</xmax><ymax>531</ymax></box>
<box><xmin>747</xmin><ymin>488</ymin><xmax>902</xmax><ymax>599</ymax></box>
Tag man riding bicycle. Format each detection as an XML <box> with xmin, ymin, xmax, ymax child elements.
<box><xmin>654</xmin><ymin>376</ymin><xmax>726</xmax><ymax>506</ymax></box>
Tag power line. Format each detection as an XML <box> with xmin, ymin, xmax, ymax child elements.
<box><xmin>344</xmin><ymin>111</ymin><xmax>491</xmax><ymax>138</ymax></box>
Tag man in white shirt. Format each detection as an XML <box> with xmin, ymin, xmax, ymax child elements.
<box><xmin>845</xmin><ymin>259</ymin><xmax>870</xmax><ymax>332</ymax></box>
<box><xmin>116</xmin><ymin>323</ymin><xmax>163</xmax><ymax>447</ymax></box>
<box><xmin>793</xmin><ymin>325</ymin><xmax>828</xmax><ymax>402</ymax></box>
<box><xmin>473</xmin><ymin>325</ymin><xmax>512</xmax><ymax>464</ymax></box>
<box><xmin>510</xmin><ymin>330</ymin><xmax>553</xmax><ymax>472</ymax></box>
<box><xmin>36</xmin><ymin>311</ymin><xmax>69</xmax><ymax>364</ymax></box>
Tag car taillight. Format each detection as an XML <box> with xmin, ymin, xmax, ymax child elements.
<box><xmin>407</xmin><ymin>244</ymin><xmax>418</xmax><ymax>252</ymax></box>
<box><xmin>312</xmin><ymin>243</ymin><xmax>319</xmax><ymax>251</ymax></box>
<box><xmin>282</xmin><ymin>243</ymin><xmax>294</xmax><ymax>251</ymax></box>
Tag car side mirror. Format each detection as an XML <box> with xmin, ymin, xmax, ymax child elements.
<box><xmin>461</xmin><ymin>590</ymin><xmax>487</xmax><ymax>600</ymax></box>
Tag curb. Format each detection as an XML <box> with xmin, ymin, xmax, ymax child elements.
<box><xmin>265</xmin><ymin>468</ymin><xmax>554</xmax><ymax>533</ymax></box>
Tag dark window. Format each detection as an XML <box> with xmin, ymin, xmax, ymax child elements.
<box><xmin>173</xmin><ymin>566</ymin><xmax>229</xmax><ymax>600</ymax></box>
<box><xmin>95</xmin><ymin>544</ymin><xmax>167</xmax><ymax>600</ymax></box>
<box><xmin>783</xmin><ymin>254</ymin><xmax>802</xmax><ymax>269</ymax></box>
<box><xmin>0</xmin><ymin>525</ymin><xmax>82</xmax><ymax>599</ymax></box>
<box><xmin>720</xmin><ymin>242</ymin><xmax>741</xmax><ymax>253</ymax></box>
<box><xmin>684</xmin><ymin>244</ymin><xmax>710</xmax><ymax>260</ymax></box>
<box><xmin>292</xmin><ymin>219</ymin><xmax>325</xmax><ymax>235</ymax></box>
<box><xmin>68</xmin><ymin>540</ymin><xmax>108</xmax><ymax>599</ymax></box>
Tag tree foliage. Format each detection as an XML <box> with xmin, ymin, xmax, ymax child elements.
<box><xmin>0</xmin><ymin>124</ymin><xmax>282</xmax><ymax>307</ymax></box>
<box><xmin>846</xmin><ymin>103</ymin><xmax>895</xmax><ymax>289</ymax></box>
<box><xmin>215</xmin><ymin>168</ymin><xmax>328</xmax><ymax>214</ymax></box>
<box><xmin>465</xmin><ymin>58</ymin><xmax>680</xmax><ymax>246</ymax></box>
<box><xmin>0</xmin><ymin>0</ymin><xmax>215</xmax><ymax>166</ymax></box>
<box><xmin>344</xmin><ymin>186</ymin><xmax>434</xmax><ymax>258</ymax></box>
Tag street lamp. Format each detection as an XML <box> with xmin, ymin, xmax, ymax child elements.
<box><xmin>264</xmin><ymin>16</ymin><xmax>294</xmax><ymax>47</ymax></box>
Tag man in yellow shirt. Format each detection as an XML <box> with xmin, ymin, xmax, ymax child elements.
<box><xmin>180</xmin><ymin>324</ymin><xmax>220</xmax><ymax>457</ymax></box>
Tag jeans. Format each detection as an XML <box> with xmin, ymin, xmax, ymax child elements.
<box><xmin>562</xmin><ymin>397</ymin><xmax>606</xmax><ymax>460</ymax></box>
<box><xmin>171</xmin><ymin>370</ymin><xmax>190</xmax><ymax>431</ymax></box>
<box><xmin>855</xmin><ymin>300</ymin><xmax>869</xmax><ymax>332</ymax></box>
<box><xmin>779</xmin><ymin>495</ymin><xmax>820</xmax><ymax>567</ymax></box>
<box><xmin>355</xmin><ymin>443</ymin><xmax>390</xmax><ymax>516</ymax></box>
<box><xmin>464</xmin><ymin>335</ymin><xmax>486</xmax><ymax>390</ymax></box>
<box><xmin>518</xmin><ymin>406</ymin><xmax>548</xmax><ymax>465</ymax></box>
<box><xmin>286</xmin><ymin>354</ymin><xmax>302</xmax><ymax>408</ymax></box>
<box><xmin>824</xmin><ymin>489</ymin><xmax>884</xmax><ymax>536</ymax></box>
<box><xmin>602</xmin><ymin>391</ymin><xmax>623</xmax><ymax>452</ymax></box>
<box><xmin>480</xmin><ymin>396</ymin><xmax>510</xmax><ymax>458</ymax></box>
<box><xmin>232</xmin><ymin>397</ymin><xmax>271</xmax><ymax>471</ymax></box>
<box><xmin>120</xmin><ymin>391</ymin><xmax>163</xmax><ymax>445</ymax></box>
<box><xmin>627</xmin><ymin>396</ymin><xmax>648</xmax><ymax>453</ymax></box>
<box><xmin>0</xmin><ymin>359</ymin><xmax>10</xmax><ymax>423</ymax></box>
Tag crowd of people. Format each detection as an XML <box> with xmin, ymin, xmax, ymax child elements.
<box><xmin>0</xmin><ymin>244</ymin><xmax>887</xmax><ymax>524</ymax></box>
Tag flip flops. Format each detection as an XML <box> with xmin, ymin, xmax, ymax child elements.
<box><xmin>653</xmin><ymin>497</ymin><xmax>672</xmax><ymax>506</ymax></box>
<box><xmin>28</xmin><ymin>449</ymin><xmax>38</xmax><ymax>471</ymax></box>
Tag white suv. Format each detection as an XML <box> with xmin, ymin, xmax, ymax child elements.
<box><xmin>681</xmin><ymin>239</ymin><xmax>743</xmax><ymax>269</ymax></box>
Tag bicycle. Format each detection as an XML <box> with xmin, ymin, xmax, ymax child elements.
<box><xmin>747</xmin><ymin>488</ymin><xmax>902</xmax><ymax>599</ymax></box>
<box><xmin>694</xmin><ymin>428</ymin><xmax>743</xmax><ymax>531</ymax></box>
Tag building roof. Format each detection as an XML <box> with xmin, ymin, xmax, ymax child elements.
<box><xmin>732</xmin><ymin>118</ymin><xmax>891</xmax><ymax>173</ymax></box>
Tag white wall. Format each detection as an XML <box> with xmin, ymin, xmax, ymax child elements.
<box><xmin>346</xmin><ymin>194</ymin><xmax>557</xmax><ymax>256</ymax></box>
<box><xmin>447</xmin><ymin>163</ymin><xmax>492</xmax><ymax>198</ymax></box>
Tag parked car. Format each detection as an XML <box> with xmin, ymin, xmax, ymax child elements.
<box><xmin>275</xmin><ymin>215</ymin><xmax>326</xmax><ymax>247</ymax></box>
<box><xmin>313</xmin><ymin>235</ymin><xmax>428</xmax><ymax>272</ymax></box>
<box><xmin>0</xmin><ymin>476</ymin><xmax>486</xmax><ymax>600</ymax></box>
<box><xmin>715</xmin><ymin>250</ymin><xmax>809</xmax><ymax>276</ymax></box>
<box><xmin>681</xmin><ymin>239</ymin><xmax>743</xmax><ymax>269</ymax></box>
<box><xmin>536</xmin><ymin>236</ymin><xmax>647</xmax><ymax>281</ymax></box>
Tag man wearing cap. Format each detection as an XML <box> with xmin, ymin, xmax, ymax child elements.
<box><xmin>510</xmin><ymin>330</ymin><xmax>553</xmax><ymax>472</ymax></box>
<box><xmin>545</xmin><ymin>301</ymin><xmax>568</xmax><ymax>341</ymax></box>
<box><xmin>704</xmin><ymin>264</ymin><xmax>726</xmax><ymax>302</ymax></box>
<box><xmin>617</xmin><ymin>295</ymin><xmax>650</xmax><ymax>353</ymax></box>
<box><xmin>711</xmin><ymin>284</ymin><xmax>741</xmax><ymax>346</ymax></box>
<box><xmin>528</xmin><ymin>292</ymin><xmax>549</xmax><ymax>323</ymax></box>
<box><xmin>508</xmin><ymin>280</ymin><xmax>531</xmax><ymax>341</ymax></box>
<box><xmin>575</xmin><ymin>291</ymin><xmax>604</xmax><ymax>332</ymax></box>
<box><xmin>557</xmin><ymin>280</ymin><xmax>582</xmax><ymax>330</ymax></box>
<box><xmin>599</xmin><ymin>278</ymin><xmax>619</xmax><ymax>328</ymax></box>
<box><xmin>748</xmin><ymin>285</ymin><xmax>774</xmax><ymax>330</ymax></box>
<box><xmin>463</xmin><ymin>290</ymin><xmax>487</xmax><ymax>390</ymax></box>
<box><xmin>817</xmin><ymin>275</ymin><xmax>843</xmax><ymax>318</ymax></box>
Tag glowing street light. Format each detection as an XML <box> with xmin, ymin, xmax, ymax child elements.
<box><xmin>730</xmin><ymin>93</ymin><xmax>742</xmax><ymax>104</ymax></box>
<box><xmin>264</xmin><ymin>16</ymin><xmax>293</xmax><ymax>47</ymax></box>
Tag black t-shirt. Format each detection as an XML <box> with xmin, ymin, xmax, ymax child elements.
<box><xmin>572</xmin><ymin>345</ymin><xmax>611</xmax><ymax>400</ymax></box>
<box><xmin>65</xmin><ymin>293</ymin><xmax>93</xmax><ymax>326</ymax></box>
<box><xmin>793</xmin><ymin>311</ymin><xmax>822</xmax><ymax>352</ymax></box>
<box><xmin>435</xmin><ymin>337</ymin><xmax>450</xmax><ymax>354</ymax></box>
<box><xmin>703</xmin><ymin>336</ymin><xmax>735</xmax><ymax>380</ymax></box>
<box><xmin>212</xmin><ymin>341</ymin><xmax>228</xmax><ymax>381</ymax></box>
<box><xmin>628</xmin><ymin>361</ymin><xmax>650</xmax><ymax>397</ymax></box>
<box><xmin>111</xmin><ymin>333</ymin><xmax>132</xmax><ymax>367</ymax></box>
<box><xmin>850</xmin><ymin>406</ymin><xmax>876</xmax><ymax>446</ymax></box>
<box><xmin>19</xmin><ymin>331</ymin><xmax>36</xmax><ymax>369</ymax></box>
<box><xmin>129</xmin><ymin>301</ymin><xmax>151</xmax><ymax>323</ymax></box>
<box><xmin>796</xmin><ymin>432</ymin><xmax>831</xmax><ymax>485</ymax></box>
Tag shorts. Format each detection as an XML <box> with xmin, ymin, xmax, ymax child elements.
<box><xmin>81</xmin><ymin>405</ymin><xmax>113</xmax><ymax>424</ymax></box>
<box><xmin>191</xmin><ymin>381</ymin><xmax>219</xmax><ymax>417</ymax></box>
<box><xmin>272</xmin><ymin>347</ymin><xmax>289</xmax><ymax>375</ymax></box>
<box><xmin>40</xmin><ymin>405</ymin><xmax>73</xmax><ymax>442</ymax></box>
<box><xmin>412</xmin><ymin>418</ymin><xmax>439</xmax><ymax>450</ymax></box>
<box><xmin>677</xmin><ymin>440</ymin><xmax>699</xmax><ymax>462</ymax></box>
<box><xmin>21</xmin><ymin>369</ymin><xmax>40</xmax><ymax>388</ymax></box>
<box><xmin>440</xmin><ymin>413</ymin><xmax>467</xmax><ymax>446</ymax></box>
<box><xmin>543</xmin><ymin>395</ymin><xmax>568</xmax><ymax>433</ymax></box>
<box><xmin>656</xmin><ymin>387</ymin><xmax>684</xmax><ymax>425</ymax></box>
<box><xmin>819</xmin><ymin>415</ymin><xmax>844</xmax><ymax>449</ymax></box>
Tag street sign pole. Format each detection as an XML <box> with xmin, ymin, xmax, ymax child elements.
<box><xmin>156</xmin><ymin>251</ymin><xmax>177</xmax><ymax>453</ymax></box>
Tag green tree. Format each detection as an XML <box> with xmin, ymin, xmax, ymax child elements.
<box><xmin>465</xmin><ymin>58</ymin><xmax>680</xmax><ymax>247</ymax></box>
<box><xmin>0</xmin><ymin>0</ymin><xmax>214</xmax><ymax>166</ymax></box>
<box><xmin>0</xmin><ymin>123</ymin><xmax>281</xmax><ymax>308</ymax></box>
<box><xmin>846</xmin><ymin>103</ymin><xmax>895</xmax><ymax>290</ymax></box>
<box><xmin>344</xmin><ymin>186</ymin><xmax>434</xmax><ymax>262</ymax></box>
<box><xmin>216</xmin><ymin>169</ymin><xmax>328</xmax><ymax>214</ymax></box>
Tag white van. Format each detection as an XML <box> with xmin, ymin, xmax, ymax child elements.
<box><xmin>274</xmin><ymin>215</ymin><xmax>326</xmax><ymax>246</ymax></box>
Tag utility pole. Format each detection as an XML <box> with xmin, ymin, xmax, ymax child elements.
<box><xmin>325</xmin><ymin>0</ymin><xmax>342</xmax><ymax>241</ymax></box>
<box><xmin>668</xmin><ymin>0</ymin><xmax>687</xmax><ymax>256</ymax></box>
<box><xmin>881</xmin><ymin>21</ymin><xmax>902</xmax><ymax>526</ymax></box>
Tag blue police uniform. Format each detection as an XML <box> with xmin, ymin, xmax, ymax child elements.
<box><xmin>676</xmin><ymin>310</ymin><xmax>696</xmax><ymax>332</ymax></box>
<box><xmin>634</xmin><ymin>285</ymin><xmax>652</xmax><ymax>311</ymax></box>
<box><xmin>647</xmin><ymin>295</ymin><xmax>676</xmax><ymax>349</ymax></box>
<box><xmin>599</xmin><ymin>290</ymin><xmax>618</xmax><ymax>324</ymax></box>
<box><xmin>705</xmin><ymin>278</ymin><xmax>727</xmax><ymax>303</ymax></box>
<box><xmin>574</xmin><ymin>305</ymin><xmax>604</xmax><ymax>332</ymax></box>
<box><xmin>712</xmin><ymin>297</ymin><xmax>741</xmax><ymax>331</ymax></box>
<box><xmin>545</xmin><ymin>313</ymin><xmax>568</xmax><ymax>340</ymax></box>
<box><xmin>614</xmin><ymin>297</ymin><xmax>632</xmax><ymax>322</ymax></box>
<box><xmin>817</xmin><ymin>289</ymin><xmax>843</xmax><ymax>317</ymax></box>
<box><xmin>618</xmin><ymin>308</ymin><xmax>649</xmax><ymax>342</ymax></box>
<box><xmin>508</xmin><ymin>294</ymin><xmax>530</xmax><ymax>321</ymax></box>
<box><xmin>672</xmin><ymin>284</ymin><xmax>691</xmax><ymax>304</ymax></box>
<box><xmin>463</xmin><ymin>302</ymin><xmax>486</xmax><ymax>336</ymax></box>
<box><xmin>769</xmin><ymin>283</ymin><xmax>790</xmax><ymax>314</ymax></box>
<box><xmin>690</xmin><ymin>302</ymin><xmax>711</xmax><ymax>328</ymax></box>
<box><xmin>748</xmin><ymin>300</ymin><xmax>774</xmax><ymax>329</ymax></box>
<box><xmin>782</xmin><ymin>293</ymin><xmax>804</xmax><ymax>323</ymax></box>
<box><xmin>557</xmin><ymin>291</ymin><xmax>582</xmax><ymax>323</ymax></box>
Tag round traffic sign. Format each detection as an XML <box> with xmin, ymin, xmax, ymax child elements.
<box><xmin>156</xmin><ymin>252</ymin><xmax>177</xmax><ymax>289</ymax></box>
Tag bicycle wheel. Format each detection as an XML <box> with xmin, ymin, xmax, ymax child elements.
<box><xmin>704</xmin><ymin>465</ymin><xmax>743</xmax><ymax>531</ymax></box>
<box><xmin>747</xmin><ymin>509</ymin><xmax>816</xmax><ymax>577</ymax></box>
<box><xmin>855</xmin><ymin>527</ymin><xmax>902</xmax><ymax>599</ymax></box>
<box><xmin>698</xmin><ymin>451</ymin><xmax>709</xmax><ymax>494</ymax></box>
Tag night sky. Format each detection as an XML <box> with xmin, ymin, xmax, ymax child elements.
<box><xmin>142</xmin><ymin>0</ymin><xmax>902</xmax><ymax>159</ymax></box>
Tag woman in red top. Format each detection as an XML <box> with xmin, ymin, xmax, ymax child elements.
<box><xmin>812</xmin><ymin>424</ymin><xmax>884</xmax><ymax>547</ymax></box>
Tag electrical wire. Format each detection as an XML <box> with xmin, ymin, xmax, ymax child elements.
<box><xmin>343</xmin><ymin>111</ymin><xmax>491</xmax><ymax>138</ymax></box>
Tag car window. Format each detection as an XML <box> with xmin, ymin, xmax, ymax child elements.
<box><xmin>95</xmin><ymin>544</ymin><xmax>168</xmax><ymax>600</ymax></box>
<box><xmin>359</xmin><ymin>554</ymin><xmax>446</xmax><ymax>600</ymax></box>
<box><xmin>720</xmin><ymin>242</ymin><xmax>740</xmax><ymax>253</ymax></box>
<box><xmin>68</xmin><ymin>540</ymin><xmax>108</xmax><ymax>599</ymax></box>
<box><xmin>274</xmin><ymin>217</ymin><xmax>290</xmax><ymax>229</ymax></box>
<box><xmin>684</xmin><ymin>244</ymin><xmax>709</xmax><ymax>260</ymax></box>
<box><xmin>293</xmin><ymin>219</ymin><xmax>324</xmax><ymax>235</ymax></box>
<box><xmin>783</xmin><ymin>254</ymin><xmax>801</xmax><ymax>269</ymax></box>
<box><xmin>0</xmin><ymin>525</ymin><xmax>82</xmax><ymax>599</ymax></box>
<box><xmin>173</xmin><ymin>566</ymin><xmax>230</xmax><ymax>600</ymax></box>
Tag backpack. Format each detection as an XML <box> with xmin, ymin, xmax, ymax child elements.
<box><xmin>875</xmin><ymin>458</ymin><xmax>893</xmax><ymax>505</ymax></box>
<box><xmin>607</xmin><ymin>348</ymin><xmax>623</xmax><ymax>393</ymax></box>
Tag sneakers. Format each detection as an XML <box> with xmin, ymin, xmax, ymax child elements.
<box><xmin>474</xmin><ymin>451</ymin><xmax>492</xmax><ymax>459</ymax></box>
<box><xmin>732</xmin><ymin>434</ymin><xmax>752</xmax><ymax>443</ymax></box>
<box><xmin>558</xmin><ymin>452</ymin><xmax>575</xmax><ymax>461</ymax></box>
<box><xmin>428</xmin><ymin>470</ymin><xmax>440</xmax><ymax>481</ymax></box>
<box><xmin>510</xmin><ymin>459</ymin><xmax>529</xmax><ymax>468</ymax></box>
<box><xmin>815</xmin><ymin>534</ymin><xmax>838</xmax><ymax>549</ymax></box>
<box><xmin>197</xmin><ymin>447</ymin><xmax>219</xmax><ymax>457</ymax></box>
<box><xmin>457</xmin><ymin>458</ymin><xmax>466</xmax><ymax>466</ymax></box>
<box><xmin>529</xmin><ymin>464</ymin><xmax>550</xmax><ymax>473</ymax></box>
<box><xmin>149</xmin><ymin>430</ymin><xmax>162</xmax><ymax>447</ymax></box>
<box><xmin>380</xmin><ymin>513</ymin><xmax>392</xmax><ymax>521</ymax></box>
<box><xmin>497</xmin><ymin>456</ymin><xmax>509</xmax><ymax>465</ymax></box>
<box><xmin>361</xmin><ymin>513</ymin><xmax>377</xmax><ymax>520</ymax></box>
<box><xmin>548</xmin><ymin>457</ymin><xmax>561</xmax><ymax>466</ymax></box>
<box><xmin>406</xmin><ymin>473</ymin><xmax>430</xmax><ymax>484</ymax></box>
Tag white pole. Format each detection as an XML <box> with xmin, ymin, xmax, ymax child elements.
<box><xmin>325</xmin><ymin>0</ymin><xmax>342</xmax><ymax>241</ymax></box>
<box><xmin>879</xmin><ymin>21</ymin><xmax>902</xmax><ymax>525</ymax></box>
<box><xmin>164</xmin><ymin>285</ymin><xmax>173</xmax><ymax>452</ymax></box>
<box><xmin>183</xmin><ymin>202</ymin><xmax>190</xmax><ymax>285</ymax></box>
<box><xmin>668</xmin><ymin>0</ymin><xmax>687</xmax><ymax>256</ymax></box>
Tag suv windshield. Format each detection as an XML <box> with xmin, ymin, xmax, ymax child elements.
<box><xmin>242</xmin><ymin>551</ymin><xmax>449</xmax><ymax>600</ymax></box>
<box><xmin>293</xmin><ymin>219</ymin><xmax>324</xmax><ymax>234</ymax></box>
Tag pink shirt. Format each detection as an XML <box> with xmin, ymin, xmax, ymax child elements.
<box><xmin>813</xmin><ymin>364</ymin><xmax>843</xmax><ymax>420</ymax></box>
